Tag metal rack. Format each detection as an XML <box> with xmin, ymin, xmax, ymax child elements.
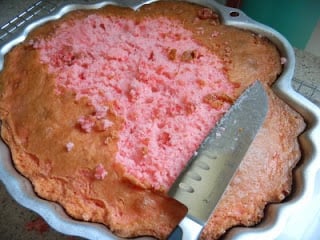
<box><xmin>0</xmin><ymin>1</ymin><xmax>58</xmax><ymax>44</ymax></box>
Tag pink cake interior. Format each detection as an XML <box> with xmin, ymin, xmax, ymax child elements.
<box><xmin>32</xmin><ymin>15</ymin><xmax>236</xmax><ymax>190</ymax></box>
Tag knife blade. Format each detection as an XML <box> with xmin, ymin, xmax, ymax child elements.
<box><xmin>168</xmin><ymin>81</ymin><xmax>268</xmax><ymax>239</ymax></box>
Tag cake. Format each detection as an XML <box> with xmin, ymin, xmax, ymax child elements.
<box><xmin>0</xmin><ymin>1</ymin><xmax>305</xmax><ymax>239</ymax></box>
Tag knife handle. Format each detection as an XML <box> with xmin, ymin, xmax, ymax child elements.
<box><xmin>168</xmin><ymin>216</ymin><xmax>203</xmax><ymax>240</ymax></box>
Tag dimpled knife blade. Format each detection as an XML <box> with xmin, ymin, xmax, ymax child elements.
<box><xmin>168</xmin><ymin>81</ymin><xmax>268</xmax><ymax>239</ymax></box>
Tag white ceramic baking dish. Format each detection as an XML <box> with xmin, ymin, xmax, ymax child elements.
<box><xmin>0</xmin><ymin>1</ymin><xmax>319</xmax><ymax>239</ymax></box>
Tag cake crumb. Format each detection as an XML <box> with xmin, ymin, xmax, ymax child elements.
<box><xmin>95</xmin><ymin>105</ymin><xmax>109</xmax><ymax>119</ymax></box>
<box><xmin>25</xmin><ymin>217</ymin><xmax>49</xmax><ymax>234</ymax></box>
<box><xmin>102</xmin><ymin>119</ymin><xmax>113</xmax><ymax>130</ymax></box>
<box><xmin>94</xmin><ymin>163</ymin><xmax>108</xmax><ymax>180</ymax></box>
<box><xmin>280</xmin><ymin>57</ymin><xmax>287</xmax><ymax>65</ymax></box>
<box><xmin>66</xmin><ymin>142</ymin><xmax>75</xmax><ymax>152</ymax></box>
<box><xmin>77</xmin><ymin>116</ymin><xmax>95</xmax><ymax>133</ymax></box>
<box><xmin>211</xmin><ymin>31</ymin><xmax>220</xmax><ymax>38</ymax></box>
<box><xmin>168</xmin><ymin>48</ymin><xmax>177</xmax><ymax>61</ymax></box>
<box><xmin>198</xmin><ymin>8</ymin><xmax>214</xmax><ymax>20</ymax></box>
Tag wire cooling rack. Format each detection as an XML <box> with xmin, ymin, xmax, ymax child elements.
<box><xmin>0</xmin><ymin>0</ymin><xmax>319</xmax><ymax>107</ymax></box>
<box><xmin>0</xmin><ymin>1</ymin><xmax>58</xmax><ymax>44</ymax></box>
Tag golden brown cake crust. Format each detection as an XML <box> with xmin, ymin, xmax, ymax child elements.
<box><xmin>0</xmin><ymin>42</ymin><xmax>188</xmax><ymax>239</ymax></box>
<box><xmin>0</xmin><ymin>1</ymin><xmax>305</xmax><ymax>239</ymax></box>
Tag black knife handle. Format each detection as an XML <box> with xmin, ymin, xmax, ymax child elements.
<box><xmin>168</xmin><ymin>226</ymin><xmax>183</xmax><ymax>240</ymax></box>
<box><xmin>167</xmin><ymin>216</ymin><xmax>203</xmax><ymax>240</ymax></box>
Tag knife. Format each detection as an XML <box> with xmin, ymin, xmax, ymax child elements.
<box><xmin>168</xmin><ymin>81</ymin><xmax>268</xmax><ymax>239</ymax></box>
